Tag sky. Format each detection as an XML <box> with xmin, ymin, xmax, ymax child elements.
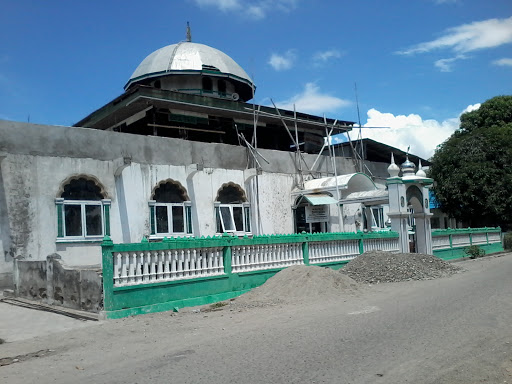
<box><xmin>1</xmin><ymin>0</ymin><xmax>511</xmax><ymax>159</ymax></box>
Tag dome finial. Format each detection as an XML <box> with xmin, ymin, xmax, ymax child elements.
<box><xmin>387</xmin><ymin>152</ymin><xmax>400</xmax><ymax>177</ymax></box>
<box><xmin>401</xmin><ymin>147</ymin><xmax>416</xmax><ymax>177</ymax></box>
<box><xmin>416</xmin><ymin>159</ymin><xmax>427</xmax><ymax>177</ymax></box>
<box><xmin>186</xmin><ymin>22</ymin><xmax>192</xmax><ymax>42</ymax></box>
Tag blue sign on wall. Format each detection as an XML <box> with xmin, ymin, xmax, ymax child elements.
<box><xmin>429</xmin><ymin>190</ymin><xmax>440</xmax><ymax>209</ymax></box>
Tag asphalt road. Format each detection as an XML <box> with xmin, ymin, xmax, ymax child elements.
<box><xmin>1</xmin><ymin>254</ymin><xmax>512</xmax><ymax>383</ymax></box>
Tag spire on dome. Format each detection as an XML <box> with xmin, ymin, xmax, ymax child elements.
<box><xmin>416</xmin><ymin>159</ymin><xmax>427</xmax><ymax>177</ymax></box>
<box><xmin>186</xmin><ymin>22</ymin><xmax>192</xmax><ymax>42</ymax></box>
<box><xmin>401</xmin><ymin>151</ymin><xmax>416</xmax><ymax>177</ymax></box>
<box><xmin>388</xmin><ymin>152</ymin><xmax>400</xmax><ymax>177</ymax></box>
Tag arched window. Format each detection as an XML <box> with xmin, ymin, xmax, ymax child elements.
<box><xmin>215</xmin><ymin>183</ymin><xmax>250</xmax><ymax>234</ymax></box>
<box><xmin>217</xmin><ymin>79</ymin><xmax>226</xmax><ymax>95</ymax></box>
<box><xmin>202</xmin><ymin>76</ymin><xmax>213</xmax><ymax>93</ymax></box>
<box><xmin>149</xmin><ymin>180</ymin><xmax>192</xmax><ymax>236</ymax></box>
<box><xmin>55</xmin><ymin>177</ymin><xmax>110</xmax><ymax>241</ymax></box>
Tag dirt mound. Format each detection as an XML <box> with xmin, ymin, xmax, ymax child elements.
<box><xmin>341</xmin><ymin>251</ymin><xmax>462</xmax><ymax>284</ymax></box>
<box><xmin>232</xmin><ymin>265</ymin><xmax>360</xmax><ymax>308</ymax></box>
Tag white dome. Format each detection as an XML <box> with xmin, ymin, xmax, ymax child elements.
<box><xmin>125</xmin><ymin>42</ymin><xmax>254</xmax><ymax>91</ymax></box>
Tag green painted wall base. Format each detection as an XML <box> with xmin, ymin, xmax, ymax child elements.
<box><xmin>100</xmin><ymin>288</ymin><xmax>251</xmax><ymax>320</ymax></box>
<box><xmin>101</xmin><ymin>260</ymin><xmax>351</xmax><ymax>319</ymax></box>
<box><xmin>433</xmin><ymin>243</ymin><xmax>504</xmax><ymax>261</ymax></box>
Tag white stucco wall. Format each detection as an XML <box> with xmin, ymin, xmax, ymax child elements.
<box><xmin>0</xmin><ymin>151</ymin><xmax>301</xmax><ymax>268</ymax></box>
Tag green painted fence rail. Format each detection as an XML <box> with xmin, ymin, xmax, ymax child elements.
<box><xmin>431</xmin><ymin>227</ymin><xmax>503</xmax><ymax>260</ymax></box>
<box><xmin>101</xmin><ymin>231</ymin><xmax>399</xmax><ymax>319</ymax></box>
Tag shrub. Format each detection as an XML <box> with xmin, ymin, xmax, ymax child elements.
<box><xmin>504</xmin><ymin>233</ymin><xmax>512</xmax><ymax>251</ymax></box>
<box><xmin>464</xmin><ymin>245</ymin><xmax>485</xmax><ymax>259</ymax></box>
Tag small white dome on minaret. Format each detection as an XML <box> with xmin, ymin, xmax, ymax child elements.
<box><xmin>388</xmin><ymin>153</ymin><xmax>400</xmax><ymax>177</ymax></box>
<box><xmin>416</xmin><ymin>159</ymin><xmax>427</xmax><ymax>177</ymax></box>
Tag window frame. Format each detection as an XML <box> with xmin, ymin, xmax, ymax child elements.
<box><xmin>215</xmin><ymin>202</ymin><xmax>251</xmax><ymax>235</ymax></box>
<box><xmin>55</xmin><ymin>198</ymin><xmax>111</xmax><ymax>242</ymax></box>
<box><xmin>370</xmin><ymin>206</ymin><xmax>385</xmax><ymax>229</ymax></box>
<box><xmin>149</xmin><ymin>200</ymin><xmax>192</xmax><ymax>238</ymax></box>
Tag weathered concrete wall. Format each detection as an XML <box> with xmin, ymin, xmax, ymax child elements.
<box><xmin>0</xmin><ymin>158</ymin><xmax>13</xmax><ymax>286</ymax></box>
<box><xmin>0</xmin><ymin>120</ymin><xmax>356</xmax><ymax>176</ymax></box>
<box><xmin>15</xmin><ymin>255</ymin><xmax>102</xmax><ymax>313</ymax></box>
<box><xmin>49</xmin><ymin>256</ymin><xmax>102</xmax><ymax>312</ymax></box>
<box><xmin>252</xmin><ymin>172</ymin><xmax>295</xmax><ymax>234</ymax></box>
<box><xmin>14</xmin><ymin>259</ymin><xmax>47</xmax><ymax>299</ymax></box>
<box><xmin>0</xmin><ymin>154</ymin><xmax>115</xmax><ymax>266</ymax></box>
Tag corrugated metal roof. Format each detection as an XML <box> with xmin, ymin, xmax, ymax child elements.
<box><xmin>339</xmin><ymin>189</ymin><xmax>389</xmax><ymax>204</ymax></box>
<box><xmin>303</xmin><ymin>173</ymin><xmax>376</xmax><ymax>191</ymax></box>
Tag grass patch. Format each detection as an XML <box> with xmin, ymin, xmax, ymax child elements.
<box><xmin>209</xmin><ymin>301</ymin><xmax>228</xmax><ymax>309</ymax></box>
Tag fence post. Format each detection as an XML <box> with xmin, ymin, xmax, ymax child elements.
<box><xmin>101</xmin><ymin>236</ymin><xmax>115</xmax><ymax>312</ymax></box>
<box><xmin>222</xmin><ymin>234</ymin><xmax>232</xmax><ymax>275</ymax></box>
<box><xmin>302</xmin><ymin>241</ymin><xmax>310</xmax><ymax>265</ymax></box>
<box><xmin>359</xmin><ymin>233</ymin><xmax>364</xmax><ymax>254</ymax></box>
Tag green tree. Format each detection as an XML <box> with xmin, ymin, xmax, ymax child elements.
<box><xmin>429</xmin><ymin>95</ymin><xmax>512</xmax><ymax>230</ymax></box>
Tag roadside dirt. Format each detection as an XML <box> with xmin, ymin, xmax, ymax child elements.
<box><xmin>0</xmin><ymin>254</ymin><xmax>511</xmax><ymax>384</ymax></box>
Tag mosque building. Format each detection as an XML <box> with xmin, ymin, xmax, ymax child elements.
<box><xmin>0</xmin><ymin>27</ymin><xmax>434</xmax><ymax>291</ymax></box>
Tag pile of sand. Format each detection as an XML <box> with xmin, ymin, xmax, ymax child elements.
<box><xmin>232</xmin><ymin>265</ymin><xmax>360</xmax><ymax>308</ymax></box>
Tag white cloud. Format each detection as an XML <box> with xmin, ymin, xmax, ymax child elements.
<box><xmin>268</xmin><ymin>50</ymin><xmax>296</xmax><ymax>71</ymax></box>
<box><xmin>193</xmin><ymin>0</ymin><xmax>241</xmax><ymax>12</ymax></box>
<box><xmin>276</xmin><ymin>82</ymin><xmax>352</xmax><ymax>114</ymax></box>
<box><xmin>193</xmin><ymin>0</ymin><xmax>299</xmax><ymax>19</ymax></box>
<box><xmin>247</xmin><ymin>5</ymin><xmax>265</xmax><ymax>19</ymax></box>
<box><xmin>397</xmin><ymin>16</ymin><xmax>512</xmax><ymax>55</ymax></box>
<box><xmin>313</xmin><ymin>49</ymin><xmax>342</xmax><ymax>63</ymax></box>
<box><xmin>492</xmin><ymin>58</ymin><xmax>512</xmax><ymax>67</ymax></box>
<box><xmin>358</xmin><ymin>104</ymin><xmax>481</xmax><ymax>159</ymax></box>
<box><xmin>434</xmin><ymin>55</ymin><xmax>467</xmax><ymax>72</ymax></box>
<box><xmin>462</xmin><ymin>103</ymin><xmax>481</xmax><ymax>113</ymax></box>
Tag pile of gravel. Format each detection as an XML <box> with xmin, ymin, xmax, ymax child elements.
<box><xmin>231</xmin><ymin>265</ymin><xmax>360</xmax><ymax>308</ymax></box>
<box><xmin>340</xmin><ymin>251</ymin><xmax>461</xmax><ymax>284</ymax></box>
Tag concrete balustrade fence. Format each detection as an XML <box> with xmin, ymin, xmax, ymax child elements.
<box><xmin>431</xmin><ymin>227</ymin><xmax>503</xmax><ymax>260</ymax></box>
<box><xmin>101</xmin><ymin>228</ymin><xmax>502</xmax><ymax>319</ymax></box>
<box><xmin>101</xmin><ymin>231</ymin><xmax>399</xmax><ymax>319</ymax></box>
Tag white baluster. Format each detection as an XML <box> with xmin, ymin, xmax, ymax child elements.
<box><xmin>128</xmin><ymin>253</ymin><xmax>136</xmax><ymax>283</ymax></box>
<box><xmin>189</xmin><ymin>249</ymin><xmax>196</xmax><ymax>276</ymax></box>
<box><xmin>148</xmin><ymin>251</ymin><xmax>155</xmax><ymax>281</ymax></box>
<box><xmin>114</xmin><ymin>253</ymin><xmax>122</xmax><ymax>286</ymax></box>
<box><xmin>243</xmin><ymin>246</ymin><xmax>249</xmax><ymax>271</ymax></box>
<box><xmin>176</xmin><ymin>250</ymin><xmax>183</xmax><ymax>278</ymax></box>
<box><xmin>218</xmin><ymin>247</ymin><xmax>224</xmax><ymax>274</ymax></box>
<box><xmin>170</xmin><ymin>250</ymin><xmax>177</xmax><ymax>279</ymax></box>
<box><xmin>207</xmin><ymin>248</ymin><xmax>214</xmax><ymax>274</ymax></box>
<box><xmin>163</xmin><ymin>251</ymin><xmax>170</xmax><ymax>280</ymax></box>
<box><xmin>182</xmin><ymin>249</ymin><xmax>189</xmax><ymax>278</ymax></box>
<box><xmin>201</xmin><ymin>249</ymin><xmax>207</xmax><ymax>275</ymax></box>
<box><xmin>141</xmin><ymin>252</ymin><xmax>149</xmax><ymax>282</ymax></box>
